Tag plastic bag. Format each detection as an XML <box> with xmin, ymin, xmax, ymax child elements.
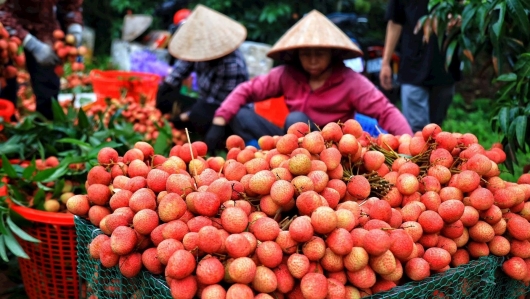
<box><xmin>130</xmin><ymin>50</ymin><xmax>171</xmax><ymax>78</ymax></box>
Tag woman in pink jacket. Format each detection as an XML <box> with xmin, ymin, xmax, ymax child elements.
<box><xmin>205</xmin><ymin>10</ymin><xmax>413</xmax><ymax>152</ymax></box>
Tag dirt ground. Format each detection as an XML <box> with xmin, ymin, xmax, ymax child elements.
<box><xmin>454</xmin><ymin>53</ymin><xmax>501</xmax><ymax>103</ymax></box>
<box><xmin>0</xmin><ymin>260</ymin><xmax>27</xmax><ymax>299</ymax></box>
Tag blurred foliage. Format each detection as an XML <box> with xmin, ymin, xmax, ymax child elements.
<box><xmin>424</xmin><ymin>0</ymin><xmax>530</xmax><ymax>172</ymax></box>
<box><xmin>82</xmin><ymin>0</ymin><xmax>166</xmax><ymax>56</ymax></box>
<box><xmin>83</xmin><ymin>0</ymin><xmax>389</xmax><ymax>56</ymax></box>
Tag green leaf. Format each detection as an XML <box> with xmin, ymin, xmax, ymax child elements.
<box><xmin>498</xmin><ymin>107</ymin><xmax>509</xmax><ymax>134</ymax></box>
<box><xmin>7</xmin><ymin>216</ymin><xmax>40</xmax><ymax>243</ymax></box>
<box><xmin>0</xmin><ymin>236</ymin><xmax>8</xmax><ymax>262</ymax></box>
<box><xmin>509</xmin><ymin>107</ymin><xmax>520</xmax><ymax>120</ymax></box>
<box><xmin>37</xmin><ymin>140</ymin><xmax>46</xmax><ymax>160</ymax></box>
<box><xmin>89</xmin><ymin>136</ymin><xmax>102</xmax><ymax>147</ymax></box>
<box><xmin>56</xmin><ymin>138</ymin><xmax>91</xmax><ymax>148</ymax></box>
<box><xmin>504</xmin><ymin>142</ymin><xmax>515</xmax><ymax>174</ymax></box>
<box><xmin>0</xmin><ymin>143</ymin><xmax>20</xmax><ymax>156</ymax></box>
<box><xmin>496</xmin><ymin>73</ymin><xmax>517</xmax><ymax>82</ymax></box>
<box><xmin>507</xmin><ymin>0</ymin><xmax>530</xmax><ymax>39</ymax></box>
<box><xmin>3</xmin><ymin>230</ymin><xmax>29</xmax><ymax>259</ymax></box>
<box><xmin>52</xmin><ymin>179</ymin><xmax>65</xmax><ymax>199</ymax></box>
<box><xmin>476</xmin><ymin>5</ymin><xmax>488</xmax><ymax>35</ymax></box>
<box><xmin>491</xmin><ymin>2</ymin><xmax>506</xmax><ymax>42</ymax></box>
<box><xmin>51</xmin><ymin>99</ymin><xmax>67</xmax><ymax>123</ymax></box>
<box><xmin>428</xmin><ymin>0</ymin><xmax>442</xmax><ymax>11</ymax></box>
<box><xmin>0</xmin><ymin>214</ymin><xmax>8</xmax><ymax>235</ymax></box>
<box><xmin>416</xmin><ymin>15</ymin><xmax>430</xmax><ymax>30</ymax></box>
<box><xmin>33</xmin><ymin>189</ymin><xmax>46</xmax><ymax>210</ymax></box>
<box><xmin>258</xmin><ymin>10</ymin><xmax>267</xmax><ymax>22</ymax></box>
<box><xmin>40</xmin><ymin>165</ymin><xmax>69</xmax><ymax>183</ymax></box>
<box><xmin>520</xmin><ymin>0</ymin><xmax>530</xmax><ymax>8</ymax></box>
<box><xmin>445</xmin><ymin>40</ymin><xmax>458</xmax><ymax>70</ymax></box>
<box><xmin>267</xmin><ymin>13</ymin><xmax>275</xmax><ymax>24</ymax></box>
<box><xmin>31</xmin><ymin>167</ymin><xmax>57</xmax><ymax>182</ymax></box>
<box><xmin>108</xmin><ymin>108</ymin><xmax>124</xmax><ymax>128</ymax></box>
<box><xmin>508</xmin><ymin>120</ymin><xmax>518</xmax><ymax>150</ymax></box>
<box><xmin>514</xmin><ymin>115</ymin><xmax>528</xmax><ymax>148</ymax></box>
<box><xmin>461</xmin><ymin>3</ymin><xmax>476</xmax><ymax>33</ymax></box>
<box><xmin>22</xmin><ymin>162</ymin><xmax>36</xmax><ymax>180</ymax></box>
<box><xmin>8</xmin><ymin>187</ymin><xmax>27</xmax><ymax>207</ymax></box>
<box><xmin>497</xmin><ymin>81</ymin><xmax>517</xmax><ymax>102</ymax></box>
<box><xmin>1</xmin><ymin>155</ymin><xmax>18</xmax><ymax>179</ymax></box>
<box><xmin>36</xmin><ymin>182</ymin><xmax>54</xmax><ymax>192</ymax></box>
<box><xmin>154</xmin><ymin>132</ymin><xmax>169</xmax><ymax>155</ymax></box>
<box><xmin>77</xmin><ymin>108</ymin><xmax>90</xmax><ymax>131</ymax></box>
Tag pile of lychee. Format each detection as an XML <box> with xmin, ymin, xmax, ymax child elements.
<box><xmin>67</xmin><ymin>121</ymin><xmax>530</xmax><ymax>299</ymax></box>
<box><xmin>85</xmin><ymin>96</ymin><xmax>188</xmax><ymax>145</ymax></box>
<box><xmin>0</xmin><ymin>22</ymin><xmax>24</xmax><ymax>88</ymax></box>
<box><xmin>52</xmin><ymin>29</ymin><xmax>87</xmax><ymax>77</ymax></box>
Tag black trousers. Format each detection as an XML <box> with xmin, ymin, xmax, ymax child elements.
<box><xmin>1</xmin><ymin>50</ymin><xmax>60</xmax><ymax>120</ymax></box>
<box><xmin>25</xmin><ymin>49</ymin><xmax>61</xmax><ymax>120</ymax></box>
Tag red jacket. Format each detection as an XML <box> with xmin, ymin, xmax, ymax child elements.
<box><xmin>215</xmin><ymin>64</ymin><xmax>414</xmax><ymax>136</ymax></box>
<box><xmin>0</xmin><ymin>0</ymin><xmax>83</xmax><ymax>44</ymax></box>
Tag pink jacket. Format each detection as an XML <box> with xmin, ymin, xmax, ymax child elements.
<box><xmin>215</xmin><ymin>64</ymin><xmax>413</xmax><ymax>136</ymax></box>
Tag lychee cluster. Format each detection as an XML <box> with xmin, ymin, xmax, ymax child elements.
<box><xmin>69</xmin><ymin>121</ymin><xmax>530</xmax><ymax>299</ymax></box>
<box><xmin>52</xmin><ymin>29</ymin><xmax>87</xmax><ymax>77</ymax></box>
<box><xmin>85</xmin><ymin>96</ymin><xmax>188</xmax><ymax>145</ymax></box>
<box><xmin>0</xmin><ymin>22</ymin><xmax>25</xmax><ymax>88</ymax></box>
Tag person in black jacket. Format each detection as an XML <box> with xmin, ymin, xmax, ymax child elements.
<box><xmin>380</xmin><ymin>0</ymin><xmax>462</xmax><ymax>133</ymax></box>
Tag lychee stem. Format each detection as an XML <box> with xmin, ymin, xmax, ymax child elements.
<box><xmin>185</xmin><ymin>128</ymin><xmax>198</xmax><ymax>189</ymax></box>
<box><xmin>380</xmin><ymin>227</ymin><xmax>397</xmax><ymax>231</ymax></box>
<box><xmin>279</xmin><ymin>216</ymin><xmax>295</xmax><ymax>230</ymax></box>
<box><xmin>273</xmin><ymin>208</ymin><xmax>283</xmax><ymax>222</ymax></box>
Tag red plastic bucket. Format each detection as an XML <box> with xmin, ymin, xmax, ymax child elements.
<box><xmin>90</xmin><ymin>70</ymin><xmax>161</xmax><ymax>106</ymax></box>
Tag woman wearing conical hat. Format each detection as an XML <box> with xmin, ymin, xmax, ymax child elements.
<box><xmin>155</xmin><ymin>4</ymin><xmax>249</xmax><ymax>148</ymax></box>
<box><xmin>206</xmin><ymin>10</ymin><xmax>413</xmax><ymax>147</ymax></box>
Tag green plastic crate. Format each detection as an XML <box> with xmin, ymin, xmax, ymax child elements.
<box><xmin>366</xmin><ymin>255</ymin><xmax>501</xmax><ymax>299</ymax></box>
<box><xmin>489</xmin><ymin>262</ymin><xmax>530</xmax><ymax>299</ymax></box>
<box><xmin>75</xmin><ymin>216</ymin><xmax>172</xmax><ymax>299</ymax></box>
<box><xmin>75</xmin><ymin>216</ymin><xmax>505</xmax><ymax>299</ymax></box>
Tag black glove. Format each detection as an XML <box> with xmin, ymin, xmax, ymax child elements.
<box><xmin>204</xmin><ymin>124</ymin><xmax>226</xmax><ymax>156</ymax></box>
<box><xmin>156</xmin><ymin>82</ymin><xmax>178</xmax><ymax>114</ymax></box>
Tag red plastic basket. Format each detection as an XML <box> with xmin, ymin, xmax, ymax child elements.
<box><xmin>89</xmin><ymin>70</ymin><xmax>161</xmax><ymax>106</ymax></box>
<box><xmin>0</xmin><ymin>99</ymin><xmax>15</xmax><ymax>120</ymax></box>
<box><xmin>0</xmin><ymin>99</ymin><xmax>15</xmax><ymax>130</ymax></box>
<box><xmin>9</xmin><ymin>201</ymin><xmax>79</xmax><ymax>299</ymax></box>
<box><xmin>255</xmin><ymin>96</ymin><xmax>289</xmax><ymax>128</ymax></box>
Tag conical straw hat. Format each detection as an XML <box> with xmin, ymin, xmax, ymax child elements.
<box><xmin>122</xmin><ymin>15</ymin><xmax>153</xmax><ymax>42</ymax></box>
<box><xmin>267</xmin><ymin>10</ymin><xmax>363</xmax><ymax>61</ymax></box>
<box><xmin>168</xmin><ymin>5</ymin><xmax>247</xmax><ymax>62</ymax></box>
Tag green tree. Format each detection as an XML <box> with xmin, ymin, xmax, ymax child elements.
<box><xmin>83</xmin><ymin>0</ymin><xmax>166</xmax><ymax>56</ymax></box>
<box><xmin>187</xmin><ymin>0</ymin><xmax>358</xmax><ymax>45</ymax></box>
<box><xmin>424</xmin><ymin>0</ymin><xmax>530</xmax><ymax>172</ymax></box>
